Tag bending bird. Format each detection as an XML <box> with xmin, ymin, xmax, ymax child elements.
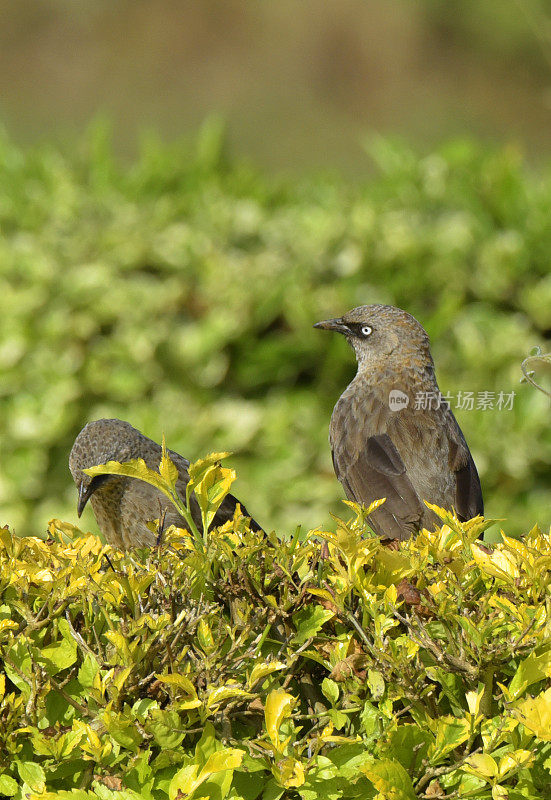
<box><xmin>69</xmin><ymin>418</ymin><xmax>261</xmax><ymax>549</ymax></box>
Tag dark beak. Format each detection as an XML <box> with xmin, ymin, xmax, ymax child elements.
<box><xmin>313</xmin><ymin>317</ymin><xmax>349</xmax><ymax>334</ymax></box>
<box><xmin>77</xmin><ymin>474</ymin><xmax>112</xmax><ymax>517</ymax></box>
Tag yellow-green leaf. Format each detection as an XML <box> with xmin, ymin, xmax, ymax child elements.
<box><xmin>361</xmin><ymin>758</ymin><xmax>416</xmax><ymax>800</ymax></box>
<box><xmin>466</xmin><ymin>686</ymin><xmax>485</xmax><ymax>719</ymax></box>
<box><xmin>273</xmin><ymin>757</ymin><xmax>305</xmax><ymax>788</ymax></box>
<box><xmin>462</xmin><ymin>753</ymin><xmax>498</xmax><ymax>780</ymax></box>
<box><xmin>188</xmin><ymin>452</ymin><xmax>231</xmax><ymax>486</ymax></box>
<box><xmin>206</xmin><ymin>684</ymin><xmax>252</xmax><ymax>709</ymax></box>
<box><xmin>169</xmin><ymin>748</ymin><xmax>243</xmax><ymax>800</ymax></box>
<box><xmin>194</xmin><ymin>465</ymin><xmax>236</xmax><ymax>533</ymax></box>
<box><xmin>85</xmin><ymin>458</ymin><xmax>179</xmax><ymax>509</ymax></box>
<box><xmin>513</xmin><ymin>687</ymin><xmax>551</xmax><ymax>741</ymax></box>
<box><xmin>155</xmin><ymin>673</ymin><xmax>197</xmax><ymax>696</ymax></box>
<box><xmin>197</xmin><ymin>619</ymin><xmax>216</xmax><ymax>653</ymax></box>
<box><xmin>509</xmin><ymin>648</ymin><xmax>551</xmax><ymax>700</ymax></box>
<box><xmin>198</xmin><ymin>748</ymin><xmax>244</xmax><ymax>780</ymax></box>
<box><xmin>498</xmin><ymin>750</ymin><xmax>533</xmax><ymax>777</ymax></box>
<box><xmin>265</xmin><ymin>689</ymin><xmax>295</xmax><ymax>751</ymax></box>
<box><xmin>16</xmin><ymin>761</ymin><xmax>45</xmax><ymax>793</ymax></box>
<box><xmin>471</xmin><ymin>543</ymin><xmax>519</xmax><ymax>581</ymax></box>
<box><xmin>248</xmin><ymin>661</ymin><xmax>286</xmax><ymax>688</ymax></box>
<box><xmin>159</xmin><ymin>436</ymin><xmax>179</xmax><ymax>488</ymax></box>
<box><xmin>429</xmin><ymin>717</ymin><xmax>470</xmax><ymax>761</ymax></box>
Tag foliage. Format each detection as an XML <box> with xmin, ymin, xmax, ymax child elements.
<box><xmin>1</xmin><ymin>452</ymin><xmax>551</xmax><ymax>799</ymax></box>
<box><xmin>1</xmin><ymin>123</ymin><xmax>551</xmax><ymax>537</ymax></box>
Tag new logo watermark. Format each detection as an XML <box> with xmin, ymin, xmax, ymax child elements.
<box><xmin>414</xmin><ymin>391</ymin><xmax>515</xmax><ymax>411</ymax></box>
<box><xmin>388</xmin><ymin>389</ymin><xmax>410</xmax><ymax>412</ymax></box>
<box><xmin>388</xmin><ymin>389</ymin><xmax>516</xmax><ymax>412</ymax></box>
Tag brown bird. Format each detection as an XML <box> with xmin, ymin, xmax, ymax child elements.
<box><xmin>69</xmin><ymin>419</ymin><xmax>261</xmax><ymax>549</ymax></box>
<box><xmin>314</xmin><ymin>305</ymin><xmax>483</xmax><ymax>541</ymax></box>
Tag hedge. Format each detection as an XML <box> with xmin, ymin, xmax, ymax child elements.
<box><xmin>0</xmin><ymin>453</ymin><xmax>550</xmax><ymax>799</ymax></box>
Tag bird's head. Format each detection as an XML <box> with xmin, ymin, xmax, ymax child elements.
<box><xmin>69</xmin><ymin>419</ymin><xmax>140</xmax><ymax>516</ymax></box>
<box><xmin>314</xmin><ymin>304</ymin><xmax>433</xmax><ymax>373</ymax></box>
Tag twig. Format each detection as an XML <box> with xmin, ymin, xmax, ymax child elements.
<box><xmin>49</xmin><ymin>676</ymin><xmax>96</xmax><ymax>719</ymax></box>
<box><xmin>511</xmin><ymin>615</ymin><xmax>537</xmax><ymax>650</ymax></box>
<box><xmin>65</xmin><ymin>610</ymin><xmax>96</xmax><ymax>658</ymax></box>
<box><xmin>392</xmin><ymin>607</ymin><xmax>478</xmax><ymax>680</ymax></box>
<box><xmin>415</xmin><ymin>746</ymin><xmax>482</xmax><ymax>793</ymax></box>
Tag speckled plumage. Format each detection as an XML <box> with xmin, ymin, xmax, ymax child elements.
<box><xmin>315</xmin><ymin>305</ymin><xmax>483</xmax><ymax>540</ymax></box>
<box><xmin>69</xmin><ymin>419</ymin><xmax>261</xmax><ymax>549</ymax></box>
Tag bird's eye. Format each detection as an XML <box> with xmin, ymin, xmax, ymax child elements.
<box><xmin>361</xmin><ymin>325</ymin><xmax>373</xmax><ymax>337</ymax></box>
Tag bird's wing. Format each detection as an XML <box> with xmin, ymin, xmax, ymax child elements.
<box><xmin>332</xmin><ymin>430</ymin><xmax>425</xmax><ymax>541</ymax></box>
<box><xmin>446</xmin><ymin>413</ymin><xmax>484</xmax><ymax>521</ymax></box>
<box><xmin>214</xmin><ymin>493</ymin><xmax>264</xmax><ymax>532</ymax></box>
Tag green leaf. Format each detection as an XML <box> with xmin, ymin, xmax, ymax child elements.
<box><xmin>292</xmin><ymin>605</ymin><xmax>334</xmax><ymax>645</ymax></box>
<box><xmin>78</xmin><ymin>653</ymin><xmax>100</xmax><ymax>689</ymax></box>
<box><xmin>360</xmin><ymin>703</ymin><xmax>380</xmax><ymax>740</ymax></box>
<box><xmin>327</xmin><ymin>708</ymin><xmax>349</xmax><ymax>731</ymax></box>
<box><xmin>4</xmin><ymin>640</ymin><xmax>32</xmax><ymax>696</ymax></box>
<box><xmin>146</xmin><ymin>709</ymin><xmax>185</xmax><ymax>749</ymax></box>
<box><xmin>0</xmin><ymin>775</ymin><xmax>18</xmax><ymax>796</ymax></box>
<box><xmin>38</xmin><ymin>618</ymin><xmax>78</xmax><ymax>675</ymax></box>
<box><xmin>102</xmin><ymin>711</ymin><xmax>143</xmax><ymax>752</ymax></box>
<box><xmin>381</xmin><ymin>725</ymin><xmax>431</xmax><ymax>772</ymax></box>
<box><xmin>232</xmin><ymin>769</ymin><xmax>270</xmax><ymax>800</ymax></box>
<box><xmin>16</xmin><ymin>761</ymin><xmax>46</xmax><ymax>793</ymax></box>
<box><xmin>195</xmin><ymin>721</ymin><xmax>218</xmax><ymax>766</ymax></box>
<box><xmin>367</xmin><ymin>669</ymin><xmax>385</xmax><ymax>700</ymax></box>
<box><xmin>261</xmin><ymin>779</ymin><xmax>285</xmax><ymax>800</ymax></box>
<box><xmin>297</xmin><ymin>756</ymin><xmax>351</xmax><ymax>800</ymax></box>
<box><xmin>321</xmin><ymin>678</ymin><xmax>339</xmax><ymax>705</ymax></box>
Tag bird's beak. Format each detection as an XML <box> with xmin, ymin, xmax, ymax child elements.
<box><xmin>77</xmin><ymin>474</ymin><xmax>112</xmax><ymax>517</ymax></box>
<box><xmin>313</xmin><ymin>317</ymin><xmax>349</xmax><ymax>335</ymax></box>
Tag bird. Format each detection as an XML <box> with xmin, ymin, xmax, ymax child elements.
<box><xmin>314</xmin><ymin>304</ymin><xmax>483</xmax><ymax>541</ymax></box>
<box><xmin>69</xmin><ymin>418</ymin><xmax>262</xmax><ymax>549</ymax></box>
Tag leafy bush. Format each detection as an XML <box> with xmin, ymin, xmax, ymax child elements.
<box><xmin>1</xmin><ymin>122</ymin><xmax>551</xmax><ymax>537</ymax></box>
<box><xmin>1</xmin><ymin>449</ymin><xmax>551</xmax><ymax>798</ymax></box>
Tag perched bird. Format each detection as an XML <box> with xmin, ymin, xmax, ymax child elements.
<box><xmin>69</xmin><ymin>419</ymin><xmax>261</xmax><ymax>549</ymax></box>
<box><xmin>314</xmin><ymin>305</ymin><xmax>483</xmax><ymax>541</ymax></box>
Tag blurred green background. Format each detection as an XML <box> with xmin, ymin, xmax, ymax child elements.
<box><xmin>1</xmin><ymin>1</ymin><xmax>551</xmax><ymax>538</ymax></box>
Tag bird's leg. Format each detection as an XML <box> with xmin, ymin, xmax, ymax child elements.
<box><xmin>102</xmin><ymin>553</ymin><xmax>117</xmax><ymax>573</ymax></box>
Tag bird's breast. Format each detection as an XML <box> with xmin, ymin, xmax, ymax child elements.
<box><xmin>330</xmin><ymin>379</ymin><xmax>456</xmax><ymax>508</ymax></box>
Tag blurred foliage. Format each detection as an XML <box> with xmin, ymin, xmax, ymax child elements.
<box><xmin>1</xmin><ymin>490</ymin><xmax>551</xmax><ymax>798</ymax></box>
<box><xmin>424</xmin><ymin>0</ymin><xmax>551</xmax><ymax>71</ymax></box>
<box><xmin>0</xmin><ymin>120</ymin><xmax>550</xmax><ymax>537</ymax></box>
<box><xmin>522</xmin><ymin>347</ymin><xmax>551</xmax><ymax>398</ymax></box>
